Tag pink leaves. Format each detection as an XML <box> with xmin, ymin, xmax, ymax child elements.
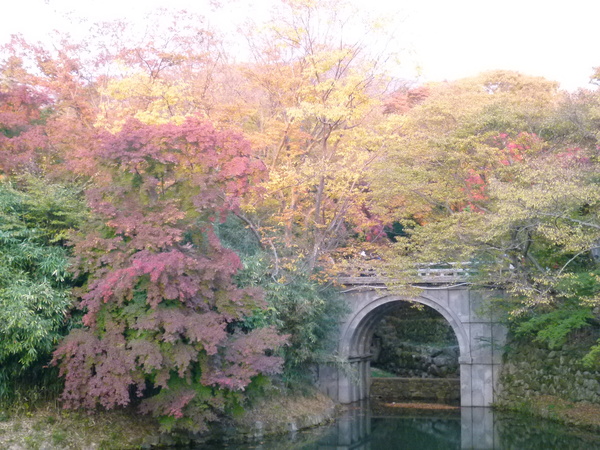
<box><xmin>166</xmin><ymin>391</ymin><xmax>197</xmax><ymax>419</ymax></box>
<box><xmin>97</xmin><ymin>116</ymin><xmax>264</xmax><ymax>200</ymax></box>
<box><xmin>556</xmin><ymin>147</ymin><xmax>591</xmax><ymax>167</ymax></box>
<box><xmin>129</xmin><ymin>339</ymin><xmax>164</xmax><ymax>373</ymax></box>
<box><xmin>495</xmin><ymin>132</ymin><xmax>542</xmax><ymax>166</ymax></box>
<box><xmin>139</xmin><ymin>387</ymin><xmax>199</xmax><ymax>423</ymax></box>
<box><xmin>54</xmin><ymin>115</ymin><xmax>283</xmax><ymax>429</ymax></box>
<box><xmin>464</xmin><ymin>169</ymin><xmax>487</xmax><ymax>203</ymax></box>
<box><xmin>133</xmin><ymin>309</ymin><xmax>227</xmax><ymax>355</ymax></box>
<box><xmin>0</xmin><ymin>85</ymin><xmax>50</xmax><ymax>173</ymax></box>
<box><xmin>201</xmin><ymin>327</ymin><xmax>287</xmax><ymax>391</ymax></box>
<box><xmin>183</xmin><ymin>311</ymin><xmax>228</xmax><ymax>354</ymax></box>
<box><xmin>52</xmin><ymin>326</ymin><xmax>143</xmax><ymax>410</ymax></box>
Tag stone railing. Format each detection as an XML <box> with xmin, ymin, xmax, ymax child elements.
<box><xmin>416</xmin><ymin>264</ymin><xmax>470</xmax><ymax>283</ymax></box>
<box><xmin>337</xmin><ymin>263</ymin><xmax>470</xmax><ymax>286</ymax></box>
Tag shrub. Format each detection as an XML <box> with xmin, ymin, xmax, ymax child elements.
<box><xmin>0</xmin><ymin>178</ymin><xmax>85</xmax><ymax>399</ymax></box>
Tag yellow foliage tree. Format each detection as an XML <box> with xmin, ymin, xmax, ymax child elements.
<box><xmin>232</xmin><ymin>0</ymin><xmax>400</xmax><ymax>274</ymax></box>
<box><xmin>372</xmin><ymin>71</ymin><xmax>600</xmax><ymax>315</ymax></box>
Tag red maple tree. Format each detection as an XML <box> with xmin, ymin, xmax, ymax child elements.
<box><xmin>52</xmin><ymin>117</ymin><xmax>287</xmax><ymax>432</ymax></box>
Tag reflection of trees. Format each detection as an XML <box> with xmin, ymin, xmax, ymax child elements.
<box><xmin>213</xmin><ymin>406</ymin><xmax>600</xmax><ymax>449</ymax></box>
<box><xmin>368</xmin><ymin>417</ymin><xmax>461</xmax><ymax>449</ymax></box>
<box><xmin>314</xmin><ymin>405</ymin><xmax>461</xmax><ymax>450</ymax></box>
<box><xmin>495</xmin><ymin>412</ymin><xmax>600</xmax><ymax>449</ymax></box>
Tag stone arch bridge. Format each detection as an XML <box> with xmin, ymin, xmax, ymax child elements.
<box><xmin>318</xmin><ymin>269</ymin><xmax>507</xmax><ymax>407</ymax></box>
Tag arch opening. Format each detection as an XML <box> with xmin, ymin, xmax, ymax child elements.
<box><xmin>337</xmin><ymin>293</ymin><xmax>470</xmax><ymax>406</ymax></box>
<box><xmin>370</xmin><ymin>301</ymin><xmax>460</xmax><ymax>380</ymax></box>
<box><xmin>342</xmin><ymin>294</ymin><xmax>469</xmax><ymax>362</ymax></box>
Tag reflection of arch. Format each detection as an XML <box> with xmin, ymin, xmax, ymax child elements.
<box><xmin>318</xmin><ymin>286</ymin><xmax>507</xmax><ymax>407</ymax></box>
<box><xmin>340</xmin><ymin>294</ymin><xmax>469</xmax><ymax>362</ymax></box>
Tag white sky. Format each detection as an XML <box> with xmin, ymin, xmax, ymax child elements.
<box><xmin>1</xmin><ymin>0</ymin><xmax>598</xmax><ymax>91</ymax></box>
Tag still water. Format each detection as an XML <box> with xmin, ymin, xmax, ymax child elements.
<box><xmin>202</xmin><ymin>402</ymin><xmax>600</xmax><ymax>449</ymax></box>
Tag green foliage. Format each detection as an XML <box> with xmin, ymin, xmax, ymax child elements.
<box><xmin>240</xmin><ymin>254</ymin><xmax>348</xmax><ymax>387</ymax></box>
<box><xmin>217</xmin><ymin>216</ymin><xmax>348</xmax><ymax>388</ymax></box>
<box><xmin>0</xmin><ymin>177</ymin><xmax>85</xmax><ymax>399</ymax></box>
<box><xmin>555</xmin><ymin>271</ymin><xmax>600</xmax><ymax>301</ymax></box>
<box><xmin>582</xmin><ymin>341</ymin><xmax>600</xmax><ymax>368</ymax></box>
<box><xmin>514</xmin><ymin>305</ymin><xmax>593</xmax><ymax>350</ymax></box>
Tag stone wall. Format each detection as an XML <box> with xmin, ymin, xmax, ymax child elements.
<box><xmin>370</xmin><ymin>377</ymin><xmax>460</xmax><ymax>403</ymax></box>
<box><xmin>498</xmin><ymin>336</ymin><xmax>600</xmax><ymax>406</ymax></box>
<box><xmin>373</xmin><ymin>343</ymin><xmax>460</xmax><ymax>378</ymax></box>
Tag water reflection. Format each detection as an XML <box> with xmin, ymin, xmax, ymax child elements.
<box><xmin>311</xmin><ymin>402</ymin><xmax>600</xmax><ymax>449</ymax></box>
<box><xmin>202</xmin><ymin>402</ymin><xmax>600</xmax><ymax>449</ymax></box>
<box><xmin>315</xmin><ymin>402</ymin><xmax>461</xmax><ymax>449</ymax></box>
<box><xmin>462</xmin><ymin>407</ymin><xmax>495</xmax><ymax>449</ymax></box>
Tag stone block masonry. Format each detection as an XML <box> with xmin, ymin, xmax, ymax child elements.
<box><xmin>498</xmin><ymin>337</ymin><xmax>600</xmax><ymax>406</ymax></box>
<box><xmin>370</xmin><ymin>377</ymin><xmax>460</xmax><ymax>403</ymax></box>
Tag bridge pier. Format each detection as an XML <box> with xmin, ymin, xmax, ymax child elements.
<box><xmin>318</xmin><ymin>284</ymin><xmax>507</xmax><ymax>407</ymax></box>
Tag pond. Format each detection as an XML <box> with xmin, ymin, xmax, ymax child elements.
<box><xmin>200</xmin><ymin>401</ymin><xmax>600</xmax><ymax>449</ymax></box>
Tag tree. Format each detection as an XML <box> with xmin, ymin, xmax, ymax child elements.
<box><xmin>371</xmin><ymin>71</ymin><xmax>559</xmax><ymax>222</ymax></box>
<box><xmin>3</xmin><ymin>3</ymin><xmax>401</xmax><ymax>276</ymax></box>
<box><xmin>0</xmin><ymin>177</ymin><xmax>85</xmax><ymax>399</ymax></box>
<box><xmin>52</xmin><ymin>117</ymin><xmax>287</xmax><ymax>432</ymax></box>
<box><xmin>232</xmin><ymin>0</ymin><xmax>398</xmax><ymax>274</ymax></box>
<box><xmin>216</xmin><ymin>215</ymin><xmax>347</xmax><ymax>386</ymax></box>
<box><xmin>0</xmin><ymin>71</ymin><xmax>86</xmax><ymax>398</ymax></box>
<box><xmin>1</xmin><ymin>33</ymin><xmax>105</xmax><ymax>178</ymax></box>
<box><xmin>1</xmin><ymin>9</ymin><xmax>352</xmax><ymax>411</ymax></box>
<box><xmin>0</xmin><ymin>82</ymin><xmax>50</xmax><ymax>174</ymax></box>
<box><xmin>372</xmin><ymin>71</ymin><xmax>600</xmax><ymax>360</ymax></box>
<box><xmin>90</xmin><ymin>10</ymin><xmax>227</xmax><ymax>129</ymax></box>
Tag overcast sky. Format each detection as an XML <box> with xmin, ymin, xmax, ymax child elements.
<box><xmin>1</xmin><ymin>0</ymin><xmax>597</xmax><ymax>91</ymax></box>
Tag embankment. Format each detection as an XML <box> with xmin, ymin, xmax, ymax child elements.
<box><xmin>497</xmin><ymin>333</ymin><xmax>600</xmax><ymax>431</ymax></box>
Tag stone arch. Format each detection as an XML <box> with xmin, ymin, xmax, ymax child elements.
<box><xmin>339</xmin><ymin>293</ymin><xmax>470</xmax><ymax>362</ymax></box>
<box><xmin>317</xmin><ymin>286</ymin><xmax>506</xmax><ymax>407</ymax></box>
